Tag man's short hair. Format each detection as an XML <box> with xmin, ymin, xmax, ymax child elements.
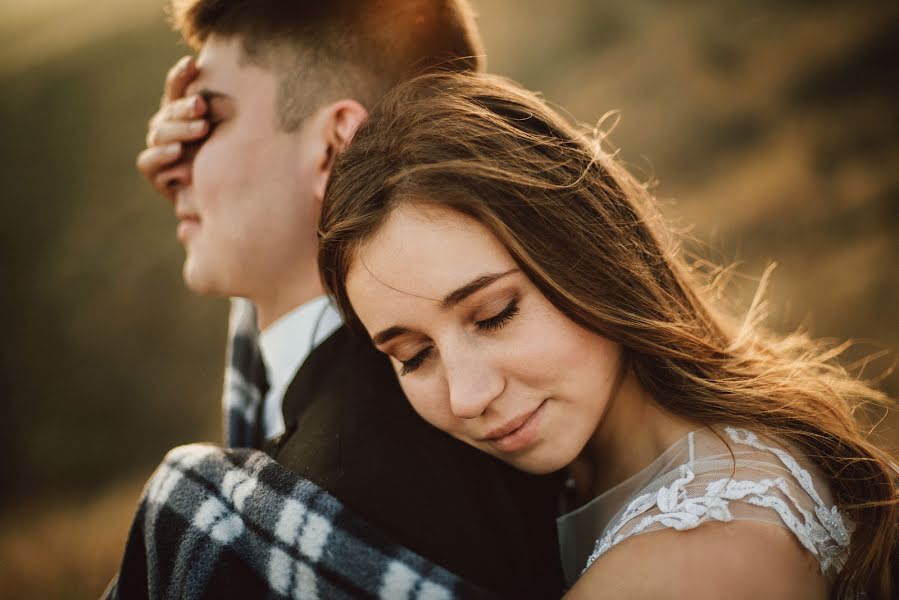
<box><xmin>168</xmin><ymin>0</ymin><xmax>485</xmax><ymax>131</ymax></box>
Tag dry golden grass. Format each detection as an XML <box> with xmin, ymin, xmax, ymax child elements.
<box><xmin>0</xmin><ymin>0</ymin><xmax>162</xmax><ymax>76</ymax></box>
<box><xmin>0</xmin><ymin>476</ymin><xmax>147</xmax><ymax>600</ymax></box>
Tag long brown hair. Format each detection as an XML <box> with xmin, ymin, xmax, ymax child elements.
<box><xmin>319</xmin><ymin>71</ymin><xmax>897</xmax><ymax>598</ymax></box>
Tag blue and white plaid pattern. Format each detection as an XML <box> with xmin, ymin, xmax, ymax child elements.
<box><xmin>103</xmin><ymin>299</ymin><xmax>493</xmax><ymax>598</ymax></box>
<box><xmin>104</xmin><ymin>444</ymin><xmax>492</xmax><ymax>599</ymax></box>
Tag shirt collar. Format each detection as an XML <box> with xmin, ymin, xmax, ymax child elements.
<box><xmin>257</xmin><ymin>295</ymin><xmax>342</xmax><ymax>391</ymax></box>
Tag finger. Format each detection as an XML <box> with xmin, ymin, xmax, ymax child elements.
<box><xmin>136</xmin><ymin>143</ymin><xmax>182</xmax><ymax>180</ymax></box>
<box><xmin>153</xmin><ymin>164</ymin><xmax>193</xmax><ymax>197</ymax></box>
<box><xmin>164</xmin><ymin>95</ymin><xmax>207</xmax><ymax>121</ymax></box>
<box><xmin>146</xmin><ymin>96</ymin><xmax>206</xmax><ymax>145</ymax></box>
<box><xmin>146</xmin><ymin>119</ymin><xmax>208</xmax><ymax>148</ymax></box>
<box><xmin>162</xmin><ymin>55</ymin><xmax>199</xmax><ymax>105</ymax></box>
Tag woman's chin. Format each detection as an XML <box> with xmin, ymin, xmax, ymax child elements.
<box><xmin>486</xmin><ymin>444</ymin><xmax>573</xmax><ymax>476</ymax></box>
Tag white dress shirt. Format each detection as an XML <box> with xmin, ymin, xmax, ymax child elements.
<box><xmin>257</xmin><ymin>295</ymin><xmax>343</xmax><ymax>440</ymax></box>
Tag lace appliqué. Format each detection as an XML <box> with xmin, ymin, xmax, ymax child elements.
<box><xmin>582</xmin><ymin>427</ymin><xmax>853</xmax><ymax>576</ymax></box>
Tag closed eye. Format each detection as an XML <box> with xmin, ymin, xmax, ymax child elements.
<box><xmin>474</xmin><ymin>298</ymin><xmax>519</xmax><ymax>332</ymax></box>
<box><xmin>199</xmin><ymin>91</ymin><xmax>230</xmax><ymax>136</ymax></box>
<box><xmin>205</xmin><ymin>114</ymin><xmax>225</xmax><ymax>135</ymax></box>
<box><xmin>400</xmin><ymin>346</ymin><xmax>433</xmax><ymax>376</ymax></box>
<box><xmin>397</xmin><ymin>298</ymin><xmax>519</xmax><ymax>376</ymax></box>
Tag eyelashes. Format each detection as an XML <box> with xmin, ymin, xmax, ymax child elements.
<box><xmin>400</xmin><ymin>346</ymin><xmax>433</xmax><ymax>376</ymax></box>
<box><xmin>205</xmin><ymin>116</ymin><xmax>224</xmax><ymax>135</ymax></box>
<box><xmin>474</xmin><ymin>297</ymin><xmax>520</xmax><ymax>332</ymax></box>
<box><xmin>398</xmin><ymin>298</ymin><xmax>520</xmax><ymax>376</ymax></box>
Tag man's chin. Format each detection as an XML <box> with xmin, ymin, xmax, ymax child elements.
<box><xmin>182</xmin><ymin>259</ymin><xmax>222</xmax><ymax>296</ymax></box>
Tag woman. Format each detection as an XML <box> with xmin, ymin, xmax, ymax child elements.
<box><xmin>318</xmin><ymin>71</ymin><xmax>897</xmax><ymax>598</ymax></box>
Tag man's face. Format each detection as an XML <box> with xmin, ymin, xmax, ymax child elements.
<box><xmin>175</xmin><ymin>35</ymin><xmax>323</xmax><ymax>301</ymax></box>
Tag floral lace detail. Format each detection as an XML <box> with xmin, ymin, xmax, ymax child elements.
<box><xmin>582</xmin><ymin>427</ymin><xmax>853</xmax><ymax>576</ymax></box>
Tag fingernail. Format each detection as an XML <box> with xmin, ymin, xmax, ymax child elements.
<box><xmin>164</xmin><ymin>143</ymin><xmax>180</xmax><ymax>154</ymax></box>
<box><xmin>191</xmin><ymin>121</ymin><xmax>205</xmax><ymax>133</ymax></box>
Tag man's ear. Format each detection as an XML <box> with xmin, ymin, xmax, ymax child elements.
<box><xmin>312</xmin><ymin>99</ymin><xmax>368</xmax><ymax>200</ymax></box>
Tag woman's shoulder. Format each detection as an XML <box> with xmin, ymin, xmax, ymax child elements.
<box><xmin>566</xmin><ymin>517</ymin><xmax>828</xmax><ymax>599</ymax></box>
<box><xmin>574</xmin><ymin>426</ymin><xmax>852</xmax><ymax>592</ymax></box>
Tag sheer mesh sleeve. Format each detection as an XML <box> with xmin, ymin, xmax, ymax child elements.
<box><xmin>583</xmin><ymin>427</ymin><xmax>853</xmax><ymax>578</ymax></box>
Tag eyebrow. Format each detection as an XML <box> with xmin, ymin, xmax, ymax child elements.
<box><xmin>372</xmin><ymin>325</ymin><xmax>412</xmax><ymax>346</ymax></box>
<box><xmin>197</xmin><ymin>88</ymin><xmax>231</xmax><ymax>104</ymax></box>
<box><xmin>371</xmin><ymin>268</ymin><xmax>520</xmax><ymax>346</ymax></box>
<box><xmin>440</xmin><ymin>268</ymin><xmax>520</xmax><ymax>309</ymax></box>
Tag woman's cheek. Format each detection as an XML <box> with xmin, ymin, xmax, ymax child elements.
<box><xmin>400</xmin><ymin>378</ymin><xmax>451</xmax><ymax>431</ymax></box>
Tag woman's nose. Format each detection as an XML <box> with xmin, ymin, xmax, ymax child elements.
<box><xmin>444</xmin><ymin>349</ymin><xmax>505</xmax><ymax>419</ymax></box>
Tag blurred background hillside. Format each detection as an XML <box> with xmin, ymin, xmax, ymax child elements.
<box><xmin>1</xmin><ymin>0</ymin><xmax>896</xmax><ymax>597</ymax></box>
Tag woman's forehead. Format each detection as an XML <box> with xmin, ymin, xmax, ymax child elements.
<box><xmin>346</xmin><ymin>204</ymin><xmax>516</xmax><ymax>318</ymax></box>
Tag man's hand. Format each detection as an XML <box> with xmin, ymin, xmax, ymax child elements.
<box><xmin>136</xmin><ymin>55</ymin><xmax>209</xmax><ymax>201</ymax></box>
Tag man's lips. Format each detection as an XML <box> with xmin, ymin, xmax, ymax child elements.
<box><xmin>176</xmin><ymin>213</ymin><xmax>201</xmax><ymax>242</ymax></box>
<box><xmin>175</xmin><ymin>210</ymin><xmax>200</xmax><ymax>222</ymax></box>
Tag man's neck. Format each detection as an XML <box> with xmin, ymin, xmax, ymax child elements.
<box><xmin>254</xmin><ymin>277</ymin><xmax>327</xmax><ymax>332</ymax></box>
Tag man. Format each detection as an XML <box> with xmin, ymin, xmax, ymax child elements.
<box><xmin>126</xmin><ymin>1</ymin><xmax>563</xmax><ymax>597</ymax></box>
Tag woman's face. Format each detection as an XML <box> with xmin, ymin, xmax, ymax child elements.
<box><xmin>346</xmin><ymin>202</ymin><xmax>624</xmax><ymax>474</ymax></box>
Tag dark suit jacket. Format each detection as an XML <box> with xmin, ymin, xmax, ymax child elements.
<box><xmin>263</xmin><ymin>326</ymin><xmax>565</xmax><ymax>598</ymax></box>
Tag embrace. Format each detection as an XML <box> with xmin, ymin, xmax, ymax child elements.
<box><xmin>106</xmin><ymin>1</ymin><xmax>897</xmax><ymax>598</ymax></box>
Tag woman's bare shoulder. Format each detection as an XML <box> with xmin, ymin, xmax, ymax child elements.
<box><xmin>564</xmin><ymin>519</ymin><xmax>827</xmax><ymax>600</ymax></box>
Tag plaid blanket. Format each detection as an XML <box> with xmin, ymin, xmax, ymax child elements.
<box><xmin>103</xmin><ymin>443</ymin><xmax>494</xmax><ymax>599</ymax></box>
<box><xmin>105</xmin><ymin>300</ymin><xmax>498</xmax><ymax>597</ymax></box>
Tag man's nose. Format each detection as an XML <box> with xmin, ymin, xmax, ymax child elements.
<box><xmin>444</xmin><ymin>349</ymin><xmax>505</xmax><ymax>419</ymax></box>
<box><xmin>162</xmin><ymin>143</ymin><xmax>200</xmax><ymax>201</ymax></box>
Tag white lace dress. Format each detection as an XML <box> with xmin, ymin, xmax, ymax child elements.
<box><xmin>556</xmin><ymin>426</ymin><xmax>853</xmax><ymax>587</ymax></box>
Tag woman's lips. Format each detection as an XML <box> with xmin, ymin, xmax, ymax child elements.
<box><xmin>485</xmin><ymin>399</ymin><xmax>548</xmax><ymax>453</ymax></box>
